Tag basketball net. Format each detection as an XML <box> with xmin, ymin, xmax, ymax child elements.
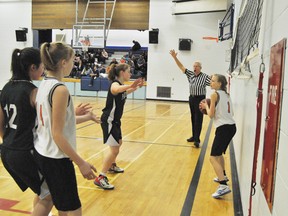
<box><xmin>80</xmin><ymin>36</ymin><xmax>91</xmax><ymax>52</ymax></box>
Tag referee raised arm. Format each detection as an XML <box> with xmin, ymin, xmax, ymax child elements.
<box><xmin>169</xmin><ymin>49</ymin><xmax>211</xmax><ymax>148</ymax></box>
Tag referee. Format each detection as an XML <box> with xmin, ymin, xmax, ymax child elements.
<box><xmin>170</xmin><ymin>49</ymin><xmax>211</xmax><ymax>148</ymax></box>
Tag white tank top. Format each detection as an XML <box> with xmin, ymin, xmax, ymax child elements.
<box><xmin>34</xmin><ymin>78</ymin><xmax>76</xmax><ymax>159</ymax></box>
<box><xmin>214</xmin><ymin>90</ymin><xmax>235</xmax><ymax>128</ymax></box>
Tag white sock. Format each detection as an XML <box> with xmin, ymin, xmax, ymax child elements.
<box><xmin>100</xmin><ymin>172</ymin><xmax>107</xmax><ymax>177</ymax></box>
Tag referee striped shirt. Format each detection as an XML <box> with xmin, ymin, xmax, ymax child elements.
<box><xmin>185</xmin><ymin>69</ymin><xmax>211</xmax><ymax>96</ymax></box>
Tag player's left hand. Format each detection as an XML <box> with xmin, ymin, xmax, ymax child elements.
<box><xmin>75</xmin><ymin>103</ymin><xmax>92</xmax><ymax>116</ymax></box>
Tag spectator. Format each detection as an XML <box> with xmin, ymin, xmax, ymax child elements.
<box><xmin>132</xmin><ymin>40</ymin><xmax>141</xmax><ymax>51</ymax></box>
<box><xmin>109</xmin><ymin>58</ymin><xmax>118</xmax><ymax>66</ymax></box>
<box><xmin>88</xmin><ymin>64</ymin><xmax>100</xmax><ymax>87</ymax></box>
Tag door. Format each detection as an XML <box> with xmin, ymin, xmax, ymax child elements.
<box><xmin>260</xmin><ymin>38</ymin><xmax>286</xmax><ymax>211</ymax></box>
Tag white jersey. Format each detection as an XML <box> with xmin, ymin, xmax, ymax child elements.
<box><xmin>214</xmin><ymin>90</ymin><xmax>235</xmax><ymax>128</ymax></box>
<box><xmin>34</xmin><ymin>78</ymin><xmax>76</xmax><ymax>159</ymax></box>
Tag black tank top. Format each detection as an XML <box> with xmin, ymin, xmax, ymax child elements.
<box><xmin>0</xmin><ymin>80</ymin><xmax>37</xmax><ymax>150</ymax></box>
<box><xmin>101</xmin><ymin>80</ymin><xmax>127</xmax><ymax>125</ymax></box>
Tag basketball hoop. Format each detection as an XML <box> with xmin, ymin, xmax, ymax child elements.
<box><xmin>202</xmin><ymin>37</ymin><xmax>219</xmax><ymax>43</ymax></box>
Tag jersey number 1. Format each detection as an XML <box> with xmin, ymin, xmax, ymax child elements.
<box><xmin>4</xmin><ymin>104</ymin><xmax>17</xmax><ymax>129</ymax></box>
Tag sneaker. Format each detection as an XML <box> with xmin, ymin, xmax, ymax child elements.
<box><xmin>186</xmin><ymin>137</ymin><xmax>195</xmax><ymax>142</ymax></box>
<box><xmin>213</xmin><ymin>176</ymin><xmax>229</xmax><ymax>183</ymax></box>
<box><xmin>108</xmin><ymin>163</ymin><xmax>124</xmax><ymax>173</ymax></box>
<box><xmin>212</xmin><ymin>185</ymin><xmax>231</xmax><ymax>198</ymax></box>
<box><xmin>94</xmin><ymin>175</ymin><xmax>114</xmax><ymax>190</ymax></box>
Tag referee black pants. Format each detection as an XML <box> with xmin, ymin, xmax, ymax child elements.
<box><xmin>189</xmin><ymin>95</ymin><xmax>205</xmax><ymax>142</ymax></box>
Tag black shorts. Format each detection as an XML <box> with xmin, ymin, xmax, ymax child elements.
<box><xmin>1</xmin><ymin>147</ymin><xmax>42</xmax><ymax>195</ymax></box>
<box><xmin>34</xmin><ymin>150</ymin><xmax>81</xmax><ymax>211</ymax></box>
<box><xmin>211</xmin><ymin>124</ymin><xmax>236</xmax><ymax>156</ymax></box>
<box><xmin>101</xmin><ymin>122</ymin><xmax>122</xmax><ymax>146</ymax></box>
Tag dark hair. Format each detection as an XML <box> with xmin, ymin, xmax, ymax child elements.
<box><xmin>214</xmin><ymin>74</ymin><xmax>228</xmax><ymax>94</ymax></box>
<box><xmin>40</xmin><ymin>42</ymin><xmax>74</xmax><ymax>72</ymax></box>
<box><xmin>108</xmin><ymin>63</ymin><xmax>130</xmax><ymax>80</ymax></box>
<box><xmin>11</xmin><ymin>47</ymin><xmax>41</xmax><ymax>81</ymax></box>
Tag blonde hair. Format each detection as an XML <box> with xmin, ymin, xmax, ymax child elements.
<box><xmin>40</xmin><ymin>42</ymin><xmax>74</xmax><ymax>72</ymax></box>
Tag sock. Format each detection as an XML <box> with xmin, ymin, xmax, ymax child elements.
<box><xmin>223</xmin><ymin>170</ymin><xmax>226</xmax><ymax>176</ymax></box>
<box><xmin>219</xmin><ymin>180</ymin><xmax>227</xmax><ymax>185</ymax></box>
<box><xmin>100</xmin><ymin>172</ymin><xmax>107</xmax><ymax>177</ymax></box>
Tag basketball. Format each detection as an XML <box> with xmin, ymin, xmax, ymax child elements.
<box><xmin>199</xmin><ymin>98</ymin><xmax>211</xmax><ymax>115</ymax></box>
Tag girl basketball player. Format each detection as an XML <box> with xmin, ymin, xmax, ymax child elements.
<box><xmin>94</xmin><ymin>64</ymin><xmax>144</xmax><ymax>190</ymax></box>
<box><xmin>0</xmin><ymin>47</ymin><xmax>53</xmax><ymax>215</ymax></box>
<box><xmin>34</xmin><ymin>42</ymin><xmax>98</xmax><ymax>215</ymax></box>
<box><xmin>200</xmin><ymin>74</ymin><xmax>236</xmax><ymax>198</ymax></box>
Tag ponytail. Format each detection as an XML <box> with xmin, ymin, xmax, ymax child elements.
<box><xmin>108</xmin><ymin>63</ymin><xmax>130</xmax><ymax>81</ymax></box>
<box><xmin>40</xmin><ymin>42</ymin><xmax>74</xmax><ymax>72</ymax></box>
<box><xmin>11</xmin><ymin>47</ymin><xmax>41</xmax><ymax>81</ymax></box>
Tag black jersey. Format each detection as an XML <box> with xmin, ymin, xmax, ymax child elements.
<box><xmin>101</xmin><ymin>80</ymin><xmax>127</xmax><ymax>125</ymax></box>
<box><xmin>0</xmin><ymin>80</ymin><xmax>37</xmax><ymax>150</ymax></box>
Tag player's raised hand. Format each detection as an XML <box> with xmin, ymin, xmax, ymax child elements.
<box><xmin>75</xmin><ymin>103</ymin><xmax>92</xmax><ymax>116</ymax></box>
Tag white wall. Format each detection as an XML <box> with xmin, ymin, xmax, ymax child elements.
<box><xmin>147</xmin><ymin>0</ymin><xmax>230</xmax><ymax>101</ymax></box>
<box><xmin>231</xmin><ymin>0</ymin><xmax>288</xmax><ymax>215</ymax></box>
<box><xmin>52</xmin><ymin>29</ymin><xmax>149</xmax><ymax>47</ymax></box>
<box><xmin>0</xmin><ymin>0</ymin><xmax>33</xmax><ymax>89</ymax></box>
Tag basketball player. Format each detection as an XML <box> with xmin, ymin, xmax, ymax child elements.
<box><xmin>34</xmin><ymin>42</ymin><xmax>98</xmax><ymax>215</ymax></box>
<box><xmin>170</xmin><ymin>49</ymin><xmax>211</xmax><ymax>148</ymax></box>
<box><xmin>0</xmin><ymin>47</ymin><xmax>53</xmax><ymax>215</ymax></box>
<box><xmin>94</xmin><ymin>64</ymin><xmax>144</xmax><ymax>190</ymax></box>
<box><xmin>200</xmin><ymin>74</ymin><xmax>236</xmax><ymax>198</ymax></box>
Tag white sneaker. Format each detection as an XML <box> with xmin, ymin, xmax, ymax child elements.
<box><xmin>213</xmin><ymin>176</ymin><xmax>229</xmax><ymax>183</ymax></box>
<box><xmin>108</xmin><ymin>163</ymin><xmax>124</xmax><ymax>173</ymax></box>
<box><xmin>212</xmin><ymin>185</ymin><xmax>231</xmax><ymax>198</ymax></box>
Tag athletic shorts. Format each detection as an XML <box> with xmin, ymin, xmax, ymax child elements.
<box><xmin>34</xmin><ymin>150</ymin><xmax>81</xmax><ymax>211</ymax></box>
<box><xmin>1</xmin><ymin>147</ymin><xmax>50</xmax><ymax>199</ymax></box>
<box><xmin>101</xmin><ymin>122</ymin><xmax>122</xmax><ymax>146</ymax></box>
<box><xmin>211</xmin><ymin>124</ymin><xmax>236</xmax><ymax>156</ymax></box>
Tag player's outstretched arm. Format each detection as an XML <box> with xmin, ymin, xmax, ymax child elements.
<box><xmin>169</xmin><ymin>49</ymin><xmax>186</xmax><ymax>73</ymax></box>
<box><xmin>111</xmin><ymin>78</ymin><xmax>142</xmax><ymax>95</ymax></box>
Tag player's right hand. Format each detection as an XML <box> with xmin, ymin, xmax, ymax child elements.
<box><xmin>79</xmin><ymin>161</ymin><xmax>97</xmax><ymax>180</ymax></box>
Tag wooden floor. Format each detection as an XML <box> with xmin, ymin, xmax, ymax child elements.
<box><xmin>0</xmin><ymin>97</ymin><xmax>235</xmax><ymax>216</ymax></box>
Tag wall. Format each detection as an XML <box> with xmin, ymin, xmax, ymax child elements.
<box><xmin>0</xmin><ymin>0</ymin><xmax>33</xmax><ymax>89</ymax></box>
<box><xmin>231</xmin><ymin>0</ymin><xmax>288</xmax><ymax>215</ymax></box>
<box><xmin>147</xmin><ymin>0</ymin><xmax>230</xmax><ymax>101</ymax></box>
<box><xmin>52</xmin><ymin>29</ymin><xmax>149</xmax><ymax>47</ymax></box>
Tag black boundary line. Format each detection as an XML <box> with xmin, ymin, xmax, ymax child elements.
<box><xmin>229</xmin><ymin>141</ymin><xmax>244</xmax><ymax>216</ymax></box>
<box><xmin>180</xmin><ymin>120</ymin><xmax>213</xmax><ymax>216</ymax></box>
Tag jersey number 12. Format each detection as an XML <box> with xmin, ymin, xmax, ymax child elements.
<box><xmin>4</xmin><ymin>104</ymin><xmax>17</xmax><ymax>129</ymax></box>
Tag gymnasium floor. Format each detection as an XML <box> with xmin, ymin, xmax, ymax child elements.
<box><xmin>0</xmin><ymin>97</ymin><xmax>239</xmax><ymax>216</ymax></box>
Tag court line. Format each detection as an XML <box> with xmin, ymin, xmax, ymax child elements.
<box><xmin>76</xmin><ymin>104</ymin><xmax>146</xmax><ymax>131</ymax></box>
<box><xmin>229</xmin><ymin>141</ymin><xmax>244</xmax><ymax>216</ymax></box>
<box><xmin>81</xmin><ymin>121</ymin><xmax>152</xmax><ymax>162</ymax></box>
<box><xmin>109</xmin><ymin>121</ymin><xmax>177</xmax><ymax>184</ymax></box>
<box><xmin>180</xmin><ymin>120</ymin><xmax>213</xmax><ymax>216</ymax></box>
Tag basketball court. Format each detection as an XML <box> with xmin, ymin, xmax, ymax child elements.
<box><xmin>1</xmin><ymin>0</ymin><xmax>288</xmax><ymax>216</ymax></box>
